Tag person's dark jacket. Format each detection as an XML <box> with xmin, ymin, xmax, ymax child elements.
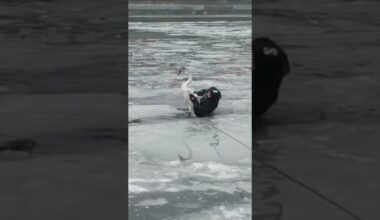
<box><xmin>190</xmin><ymin>87</ymin><xmax>222</xmax><ymax>117</ymax></box>
<box><xmin>253</xmin><ymin>37</ymin><xmax>290</xmax><ymax>118</ymax></box>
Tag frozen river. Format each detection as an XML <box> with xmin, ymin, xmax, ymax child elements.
<box><xmin>128</xmin><ymin>21</ymin><xmax>252</xmax><ymax>219</ymax></box>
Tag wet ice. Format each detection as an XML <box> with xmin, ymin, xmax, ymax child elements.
<box><xmin>129</xmin><ymin>21</ymin><xmax>251</xmax><ymax>219</ymax></box>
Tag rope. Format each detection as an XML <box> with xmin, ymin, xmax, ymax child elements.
<box><xmin>211</xmin><ymin>125</ymin><xmax>252</xmax><ymax>151</ymax></box>
<box><xmin>209</xmin><ymin>123</ymin><xmax>362</xmax><ymax>220</ymax></box>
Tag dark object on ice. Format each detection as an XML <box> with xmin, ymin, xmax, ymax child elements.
<box><xmin>176</xmin><ymin>108</ymin><xmax>189</xmax><ymax>111</ymax></box>
<box><xmin>190</xmin><ymin>87</ymin><xmax>222</xmax><ymax>117</ymax></box>
<box><xmin>253</xmin><ymin>37</ymin><xmax>290</xmax><ymax>118</ymax></box>
<box><xmin>128</xmin><ymin>119</ymin><xmax>142</xmax><ymax>124</ymax></box>
<box><xmin>178</xmin><ymin>144</ymin><xmax>192</xmax><ymax>162</ymax></box>
<box><xmin>177</xmin><ymin>67</ymin><xmax>186</xmax><ymax>75</ymax></box>
<box><xmin>0</xmin><ymin>139</ymin><xmax>36</xmax><ymax>153</ymax></box>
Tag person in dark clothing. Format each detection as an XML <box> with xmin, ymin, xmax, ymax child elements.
<box><xmin>253</xmin><ymin>37</ymin><xmax>290</xmax><ymax>119</ymax></box>
<box><xmin>189</xmin><ymin>87</ymin><xmax>222</xmax><ymax>117</ymax></box>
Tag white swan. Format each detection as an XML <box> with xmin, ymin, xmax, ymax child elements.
<box><xmin>178</xmin><ymin>67</ymin><xmax>199</xmax><ymax>116</ymax></box>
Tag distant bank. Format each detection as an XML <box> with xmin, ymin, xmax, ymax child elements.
<box><xmin>129</xmin><ymin>3</ymin><xmax>251</xmax><ymax>22</ymax></box>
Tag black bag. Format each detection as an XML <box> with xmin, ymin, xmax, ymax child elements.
<box><xmin>253</xmin><ymin>37</ymin><xmax>290</xmax><ymax>118</ymax></box>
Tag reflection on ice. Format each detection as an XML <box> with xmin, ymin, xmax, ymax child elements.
<box><xmin>129</xmin><ymin>117</ymin><xmax>251</xmax><ymax>164</ymax></box>
<box><xmin>136</xmin><ymin>198</ymin><xmax>169</xmax><ymax>207</ymax></box>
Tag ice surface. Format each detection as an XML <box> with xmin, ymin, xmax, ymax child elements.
<box><xmin>129</xmin><ymin>21</ymin><xmax>251</xmax><ymax>219</ymax></box>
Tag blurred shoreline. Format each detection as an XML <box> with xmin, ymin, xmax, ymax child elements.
<box><xmin>128</xmin><ymin>2</ymin><xmax>251</xmax><ymax>22</ymax></box>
